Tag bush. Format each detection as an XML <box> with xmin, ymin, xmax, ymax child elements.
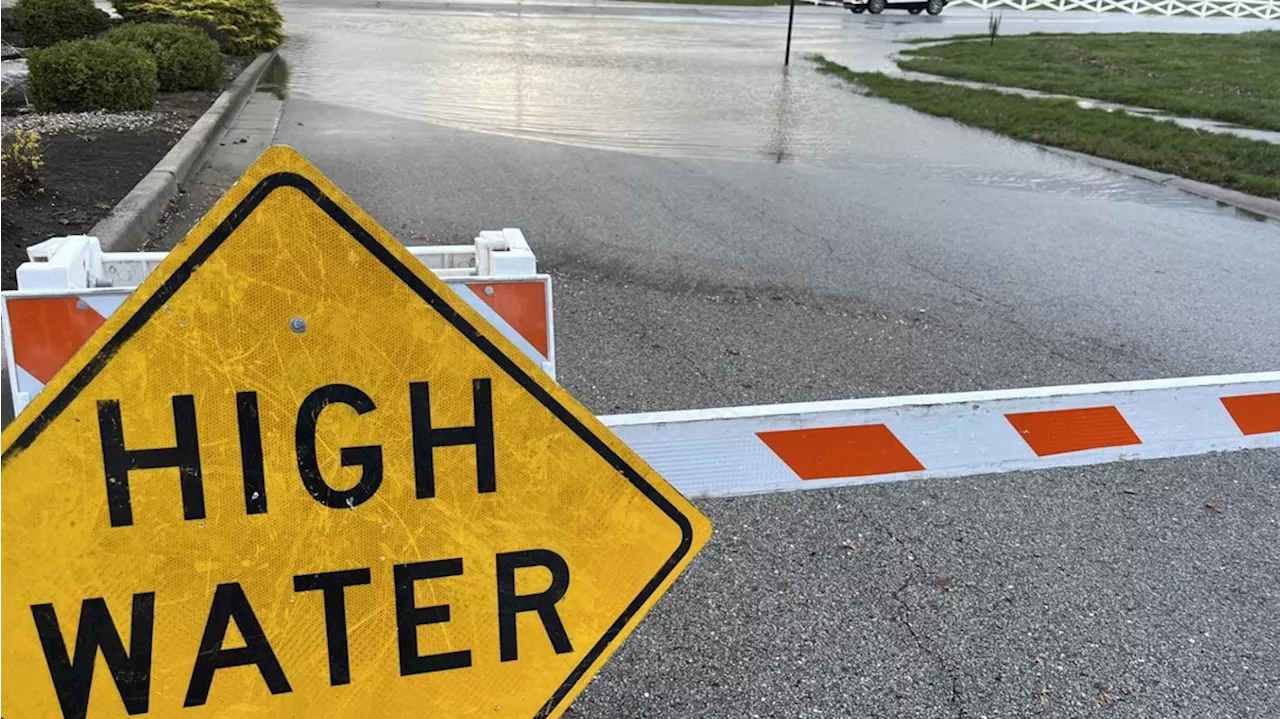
<box><xmin>27</xmin><ymin>38</ymin><xmax>158</xmax><ymax>111</ymax></box>
<box><xmin>12</xmin><ymin>0</ymin><xmax>109</xmax><ymax>47</ymax></box>
<box><xmin>107</xmin><ymin>22</ymin><xmax>224</xmax><ymax>91</ymax></box>
<box><xmin>1</xmin><ymin>130</ymin><xmax>45</xmax><ymax>195</ymax></box>
<box><xmin>110</xmin><ymin>0</ymin><xmax>283</xmax><ymax>55</ymax></box>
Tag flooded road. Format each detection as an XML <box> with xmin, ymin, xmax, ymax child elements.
<box><xmin>279</xmin><ymin>1</ymin><xmax>1269</xmax><ymax>210</ymax></box>
<box><xmin>267</xmin><ymin>4</ymin><xmax>1280</xmax><ymax>719</ymax></box>
<box><xmin>272</xmin><ymin>0</ymin><xmax>1280</xmax><ymax>389</ymax></box>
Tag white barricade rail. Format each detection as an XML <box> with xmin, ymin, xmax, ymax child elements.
<box><xmin>602</xmin><ymin>373</ymin><xmax>1280</xmax><ymax>498</ymax></box>
<box><xmin>7</xmin><ymin>234</ymin><xmax>1277</xmax><ymax>495</ymax></box>
<box><xmin>2</xmin><ymin>230</ymin><xmax>554</xmax><ymax>416</ymax></box>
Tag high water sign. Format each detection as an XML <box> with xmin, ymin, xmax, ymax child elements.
<box><xmin>0</xmin><ymin>146</ymin><xmax>710</xmax><ymax>719</ymax></box>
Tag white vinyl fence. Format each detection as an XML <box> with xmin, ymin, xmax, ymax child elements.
<box><xmin>950</xmin><ymin>0</ymin><xmax>1278</xmax><ymax>18</ymax></box>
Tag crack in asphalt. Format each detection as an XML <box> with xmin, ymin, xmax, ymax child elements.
<box><xmin>904</xmin><ymin>260</ymin><xmax>1139</xmax><ymax>382</ymax></box>
<box><xmin>861</xmin><ymin>505</ymin><xmax>967</xmax><ymax>719</ymax></box>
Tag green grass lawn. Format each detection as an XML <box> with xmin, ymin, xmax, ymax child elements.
<box><xmin>895</xmin><ymin>31</ymin><xmax>1280</xmax><ymax>131</ymax></box>
<box><xmin>811</xmin><ymin>54</ymin><xmax>1280</xmax><ymax>200</ymax></box>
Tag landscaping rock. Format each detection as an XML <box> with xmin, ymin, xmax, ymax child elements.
<box><xmin>0</xmin><ymin>107</ymin><xmax>192</xmax><ymax>133</ymax></box>
<box><xmin>0</xmin><ymin>55</ymin><xmax>25</xmax><ymax>101</ymax></box>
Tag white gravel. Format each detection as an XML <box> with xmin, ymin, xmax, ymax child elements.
<box><xmin>1</xmin><ymin>108</ymin><xmax>188</xmax><ymax>135</ymax></box>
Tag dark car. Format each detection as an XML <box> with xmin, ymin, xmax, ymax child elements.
<box><xmin>844</xmin><ymin>0</ymin><xmax>947</xmax><ymax>14</ymax></box>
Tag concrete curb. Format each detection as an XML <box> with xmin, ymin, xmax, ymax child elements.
<box><xmin>89</xmin><ymin>49</ymin><xmax>279</xmax><ymax>251</ymax></box>
<box><xmin>1035</xmin><ymin>145</ymin><xmax>1280</xmax><ymax>222</ymax></box>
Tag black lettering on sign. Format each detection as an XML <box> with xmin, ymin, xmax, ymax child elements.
<box><xmin>293</xmin><ymin>568</ymin><xmax>372</xmax><ymax>686</ymax></box>
<box><xmin>184</xmin><ymin>583</ymin><xmax>291</xmax><ymax>707</ymax></box>
<box><xmin>410</xmin><ymin>378</ymin><xmax>496</xmax><ymax>498</ymax></box>
<box><xmin>31</xmin><ymin>593</ymin><xmax>155</xmax><ymax>719</ymax></box>
<box><xmin>393</xmin><ymin>559</ymin><xmax>472</xmax><ymax>676</ymax></box>
<box><xmin>237</xmin><ymin>391</ymin><xmax>268</xmax><ymax>515</ymax></box>
<box><xmin>496</xmin><ymin>550</ymin><xmax>573</xmax><ymax>662</ymax></box>
<box><xmin>295</xmin><ymin>384</ymin><xmax>383</xmax><ymax>509</ymax></box>
<box><xmin>97</xmin><ymin>395</ymin><xmax>204</xmax><ymax>528</ymax></box>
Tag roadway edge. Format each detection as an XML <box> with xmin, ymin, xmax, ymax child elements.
<box><xmin>1034</xmin><ymin>145</ymin><xmax>1280</xmax><ymax>222</ymax></box>
<box><xmin>88</xmin><ymin>49</ymin><xmax>280</xmax><ymax>251</ymax></box>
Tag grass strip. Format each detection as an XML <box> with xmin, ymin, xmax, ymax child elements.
<box><xmin>901</xmin><ymin>32</ymin><xmax>1084</xmax><ymax>44</ymax></box>
<box><xmin>812</xmin><ymin>54</ymin><xmax>1280</xmax><ymax>200</ymax></box>
<box><xmin>895</xmin><ymin>31</ymin><xmax>1280</xmax><ymax>131</ymax></box>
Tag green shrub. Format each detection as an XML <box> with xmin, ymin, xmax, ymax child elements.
<box><xmin>107</xmin><ymin>22</ymin><xmax>224</xmax><ymax>91</ymax></box>
<box><xmin>110</xmin><ymin>0</ymin><xmax>283</xmax><ymax>54</ymax></box>
<box><xmin>12</xmin><ymin>0</ymin><xmax>108</xmax><ymax>47</ymax></box>
<box><xmin>27</xmin><ymin>38</ymin><xmax>158</xmax><ymax>111</ymax></box>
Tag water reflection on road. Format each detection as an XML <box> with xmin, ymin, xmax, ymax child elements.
<box><xmin>279</xmin><ymin>2</ymin><xmax>1238</xmax><ymax>209</ymax></box>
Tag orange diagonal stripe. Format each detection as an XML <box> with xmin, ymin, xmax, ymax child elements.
<box><xmin>758</xmin><ymin>424</ymin><xmax>924</xmax><ymax>480</ymax></box>
<box><xmin>1221</xmin><ymin>393</ymin><xmax>1280</xmax><ymax>435</ymax></box>
<box><xmin>1006</xmin><ymin>405</ymin><xmax>1141</xmax><ymax>457</ymax></box>
<box><xmin>467</xmin><ymin>281</ymin><xmax>549</xmax><ymax>357</ymax></box>
<box><xmin>7</xmin><ymin>297</ymin><xmax>107</xmax><ymax>384</ymax></box>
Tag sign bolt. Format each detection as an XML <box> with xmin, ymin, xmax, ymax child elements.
<box><xmin>290</xmin><ymin>317</ymin><xmax>307</xmax><ymax>333</ymax></box>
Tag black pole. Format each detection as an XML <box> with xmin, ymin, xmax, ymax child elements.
<box><xmin>785</xmin><ymin>0</ymin><xmax>796</xmax><ymax>66</ymax></box>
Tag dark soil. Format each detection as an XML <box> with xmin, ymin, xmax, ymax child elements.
<box><xmin>1</xmin><ymin>55</ymin><xmax>254</xmax><ymax>289</ymax></box>
<box><xmin>3</xmin><ymin>125</ymin><xmax>178</xmax><ymax>288</ymax></box>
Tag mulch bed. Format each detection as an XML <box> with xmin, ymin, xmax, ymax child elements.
<box><xmin>1</xmin><ymin>55</ymin><xmax>252</xmax><ymax>289</ymax></box>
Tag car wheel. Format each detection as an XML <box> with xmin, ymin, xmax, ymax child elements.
<box><xmin>926</xmin><ymin>0</ymin><xmax>944</xmax><ymax>13</ymax></box>
<box><xmin>867</xmin><ymin>0</ymin><xmax>886</xmax><ymax>13</ymax></box>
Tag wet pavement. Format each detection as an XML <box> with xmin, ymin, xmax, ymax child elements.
<box><xmin>189</xmin><ymin>2</ymin><xmax>1280</xmax><ymax>715</ymax></box>
<box><xmin>278</xmin><ymin>0</ymin><xmax>1272</xmax><ymax>204</ymax></box>
<box><xmin>268</xmin><ymin>0</ymin><xmax>1280</xmax><ymax>389</ymax></box>
<box><xmin>145</xmin><ymin>80</ymin><xmax>286</xmax><ymax>248</ymax></box>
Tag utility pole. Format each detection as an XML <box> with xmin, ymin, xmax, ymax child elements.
<box><xmin>785</xmin><ymin>0</ymin><xmax>796</xmax><ymax>66</ymax></box>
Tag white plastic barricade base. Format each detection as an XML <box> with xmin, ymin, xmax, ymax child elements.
<box><xmin>8</xmin><ymin>236</ymin><xmax>1277</xmax><ymax>494</ymax></box>
<box><xmin>3</xmin><ymin>231</ymin><xmax>554</xmax><ymax>417</ymax></box>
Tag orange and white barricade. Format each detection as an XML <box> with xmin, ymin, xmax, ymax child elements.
<box><xmin>5</xmin><ymin>233</ymin><xmax>1276</xmax><ymax>492</ymax></box>
<box><xmin>603</xmin><ymin>373</ymin><xmax>1280</xmax><ymax>497</ymax></box>
<box><xmin>2</xmin><ymin>229</ymin><xmax>554</xmax><ymax>416</ymax></box>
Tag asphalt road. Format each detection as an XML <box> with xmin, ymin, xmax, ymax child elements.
<box><xmin>181</xmin><ymin>2</ymin><xmax>1280</xmax><ymax>715</ymax></box>
<box><xmin>269</xmin><ymin>0</ymin><xmax>1280</xmax><ymax>405</ymax></box>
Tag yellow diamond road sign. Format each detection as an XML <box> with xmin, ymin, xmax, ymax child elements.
<box><xmin>1</xmin><ymin>146</ymin><xmax>711</xmax><ymax>718</ymax></box>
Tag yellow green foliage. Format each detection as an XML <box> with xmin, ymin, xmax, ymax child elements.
<box><xmin>112</xmin><ymin>0</ymin><xmax>283</xmax><ymax>55</ymax></box>
<box><xmin>2</xmin><ymin>130</ymin><xmax>46</xmax><ymax>195</ymax></box>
